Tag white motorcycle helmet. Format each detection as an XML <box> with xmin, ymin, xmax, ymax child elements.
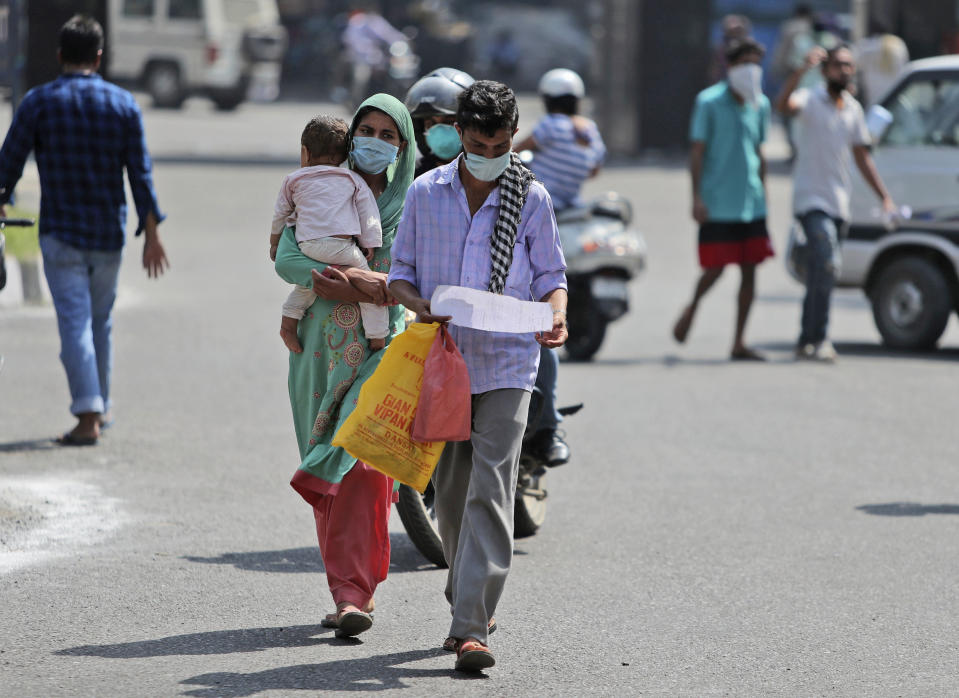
<box><xmin>538</xmin><ymin>68</ymin><xmax>585</xmax><ymax>98</ymax></box>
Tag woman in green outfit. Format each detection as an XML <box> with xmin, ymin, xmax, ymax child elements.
<box><xmin>274</xmin><ymin>94</ymin><xmax>415</xmax><ymax>638</ymax></box>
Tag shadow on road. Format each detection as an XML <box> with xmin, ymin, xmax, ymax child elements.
<box><xmin>180</xmin><ymin>648</ymin><xmax>482</xmax><ymax>696</ymax></box>
<box><xmin>0</xmin><ymin>438</ymin><xmax>58</xmax><ymax>453</ymax></box>
<box><xmin>182</xmin><ymin>534</ymin><xmax>438</xmax><ymax>575</ymax></box>
<box><xmin>857</xmin><ymin>502</ymin><xmax>959</xmax><ymax>517</ymax></box>
<box><xmin>55</xmin><ymin>624</ymin><xmax>333</xmax><ymax>658</ymax></box>
<box><xmin>758</xmin><ymin>341</ymin><xmax>959</xmax><ymax>362</ymax></box>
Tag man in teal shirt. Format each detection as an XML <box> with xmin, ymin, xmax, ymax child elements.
<box><xmin>673</xmin><ymin>37</ymin><xmax>774</xmax><ymax>360</ymax></box>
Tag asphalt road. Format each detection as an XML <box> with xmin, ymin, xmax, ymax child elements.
<box><xmin>1</xmin><ymin>97</ymin><xmax>959</xmax><ymax>697</ymax></box>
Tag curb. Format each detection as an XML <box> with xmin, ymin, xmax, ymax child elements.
<box><xmin>0</xmin><ymin>256</ymin><xmax>49</xmax><ymax>308</ymax></box>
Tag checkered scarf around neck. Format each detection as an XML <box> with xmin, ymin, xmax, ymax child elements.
<box><xmin>488</xmin><ymin>152</ymin><xmax>535</xmax><ymax>294</ymax></box>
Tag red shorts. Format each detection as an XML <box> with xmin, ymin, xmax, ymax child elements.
<box><xmin>698</xmin><ymin>219</ymin><xmax>775</xmax><ymax>268</ymax></box>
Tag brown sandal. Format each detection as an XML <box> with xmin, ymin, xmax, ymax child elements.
<box><xmin>455</xmin><ymin>639</ymin><xmax>495</xmax><ymax>672</ymax></box>
<box><xmin>443</xmin><ymin>618</ymin><xmax>496</xmax><ymax>652</ymax></box>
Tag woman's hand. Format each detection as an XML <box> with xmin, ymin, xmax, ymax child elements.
<box><xmin>343</xmin><ymin>267</ymin><xmax>392</xmax><ymax>306</ymax></box>
<box><xmin>312</xmin><ymin>267</ymin><xmax>374</xmax><ymax>303</ymax></box>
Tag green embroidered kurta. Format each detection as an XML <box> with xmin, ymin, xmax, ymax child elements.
<box><xmin>274</xmin><ymin>94</ymin><xmax>415</xmax><ymax>506</ymax></box>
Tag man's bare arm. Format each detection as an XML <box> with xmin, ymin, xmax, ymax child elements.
<box><xmin>853</xmin><ymin>145</ymin><xmax>895</xmax><ymax>213</ymax></box>
<box><xmin>388</xmin><ymin>279</ymin><xmax>451</xmax><ymax>323</ymax></box>
<box><xmin>775</xmin><ymin>46</ymin><xmax>825</xmax><ymax>116</ymax></box>
<box><xmin>690</xmin><ymin>141</ymin><xmax>708</xmax><ymax>224</ymax></box>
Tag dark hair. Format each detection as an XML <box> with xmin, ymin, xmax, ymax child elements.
<box><xmin>825</xmin><ymin>43</ymin><xmax>852</xmax><ymax>64</ymax></box>
<box><xmin>724</xmin><ymin>36</ymin><xmax>765</xmax><ymax>64</ymax></box>
<box><xmin>456</xmin><ymin>80</ymin><xmax>519</xmax><ymax>137</ymax></box>
<box><xmin>59</xmin><ymin>15</ymin><xmax>103</xmax><ymax>65</ymax></box>
<box><xmin>301</xmin><ymin>115</ymin><xmax>349</xmax><ymax>161</ymax></box>
<box><xmin>543</xmin><ymin>94</ymin><xmax>578</xmax><ymax>116</ymax></box>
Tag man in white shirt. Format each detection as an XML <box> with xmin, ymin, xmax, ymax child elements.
<box><xmin>775</xmin><ymin>44</ymin><xmax>896</xmax><ymax>362</ymax></box>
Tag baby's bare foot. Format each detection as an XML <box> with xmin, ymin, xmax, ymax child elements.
<box><xmin>280</xmin><ymin>328</ymin><xmax>302</xmax><ymax>353</ymax></box>
<box><xmin>280</xmin><ymin>317</ymin><xmax>303</xmax><ymax>353</ymax></box>
<box><xmin>369</xmin><ymin>337</ymin><xmax>386</xmax><ymax>351</ymax></box>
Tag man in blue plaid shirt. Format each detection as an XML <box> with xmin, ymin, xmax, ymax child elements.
<box><xmin>0</xmin><ymin>15</ymin><xmax>169</xmax><ymax>446</ymax></box>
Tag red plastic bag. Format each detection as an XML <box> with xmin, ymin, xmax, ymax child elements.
<box><xmin>411</xmin><ymin>324</ymin><xmax>471</xmax><ymax>443</ymax></box>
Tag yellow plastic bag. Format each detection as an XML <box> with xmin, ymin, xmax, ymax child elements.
<box><xmin>332</xmin><ymin>322</ymin><xmax>445</xmax><ymax>492</ymax></box>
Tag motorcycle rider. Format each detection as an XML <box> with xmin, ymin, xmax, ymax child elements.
<box><xmin>512</xmin><ymin>68</ymin><xmax>606</xmax><ymax>463</ymax></box>
<box><xmin>514</xmin><ymin>68</ymin><xmax>607</xmax><ymax>212</ymax></box>
<box><xmin>404</xmin><ymin>68</ymin><xmax>571</xmax><ymax>467</ymax></box>
<box><xmin>404</xmin><ymin>67</ymin><xmax>474</xmax><ymax>177</ymax></box>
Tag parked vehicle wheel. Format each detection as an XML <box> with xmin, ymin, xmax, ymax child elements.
<box><xmin>396</xmin><ymin>483</ymin><xmax>447</xmax><ymax>568</ymax></box>
<box><xmin>513</xmin><ymin>466</ymin><xmax>547</xmax><ymax>538</ymax></box>
<box><xmin>565</xmin><ymin>300</ymin><xmax>606</xmax><ymax>361</ymax></box>
<box><xmin>211</xmin><ymin>89</ymin><xmax>245</xmax><ymax>111</ymax></box>
<box><xmin>870</xmin><ymin>256</ymin><xmax>952</xmax><ymax>350</ymax></box>
<box><xmin>146</xmin><ymin>63</ymin><xmax>184</xmax><ymax>109</ymax></box>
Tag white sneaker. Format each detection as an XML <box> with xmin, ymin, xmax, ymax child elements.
<box><xmin>795</xmin><ymin>343</ymin><xmax>816</xmax><ymax>360</ymax></box>
<box><xmin>812</xmin><ymin>340</ymin><xmax>838</xmax><ymax>363</ymax></box>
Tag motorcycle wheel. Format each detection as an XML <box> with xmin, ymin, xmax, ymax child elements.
<box><xmin>513</xmin><ymin>468</ymin><xmax>547</xmax><ymax>538</ymax></box>
<box><xmin>565</xmin><ymin>305</ymin><xmax>607</xmax><ymax>362</ymax></box>
<box><xmin>396</xmin><ymin>483</ymin><xmax>448</xmax><ymax>568</ymax></box>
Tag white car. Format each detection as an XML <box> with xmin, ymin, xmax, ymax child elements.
<box><xmin>107</xmin><ymin>0</ymin><xmax>287</xmax><ymax>110</ymax></box>
<box><xmin>839</xmin><ymin>56</ymin><xmax>959</xmax><ymax>349</ymax></box>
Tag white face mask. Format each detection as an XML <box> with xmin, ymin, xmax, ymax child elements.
<box><xmin>727</xmin><ymin>63</ymin><xmax>763</xmax><ymax>104</ymax></box>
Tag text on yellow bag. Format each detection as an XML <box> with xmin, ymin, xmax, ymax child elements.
<box><xmin>332</xmin><ymin>322</ymin><xmax>445</xmax><ymax>493</ymax></box>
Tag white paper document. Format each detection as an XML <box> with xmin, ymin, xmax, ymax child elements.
<box><xmin>430</xmin><ymin>285</ymin><xmax>553</xmax><ymax>334</ymax></box>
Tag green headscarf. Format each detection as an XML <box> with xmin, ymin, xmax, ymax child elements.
<box><xmin>274</xmin><ymin>93</ymin><xmax>417</xmax><ymax>501</ymax></box>
<box><xmin>348</xmin><ymin>93</ymin><xmax>416</xmax><ymax>243</ymax></box>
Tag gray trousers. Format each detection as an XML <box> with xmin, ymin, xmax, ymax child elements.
<box><xmin>433</xmin><ymin>388</ymin><xmax>531</xmax><ymax>644</ymax></box>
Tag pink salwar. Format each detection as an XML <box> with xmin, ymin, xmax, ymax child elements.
<box><xmin>312</xmin><ymin>461</ymin><xmax>394</xmax><ymax>609</ymax></box>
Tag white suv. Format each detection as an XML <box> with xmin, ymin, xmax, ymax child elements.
<box><xmin>107</xmin><ymin>0</ymin><xmax>287</xmax><ymax>110</ymax></box>
<box><xmin>840</xmin><ymin>56</ymin><xmax>959</xmax><ymax>349</ymax></box>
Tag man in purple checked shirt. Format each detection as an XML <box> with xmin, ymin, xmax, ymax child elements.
<box><xmin>388</xmin><ymin>80</ymin><xmax>567</xmax><ymax>673</ymax></box>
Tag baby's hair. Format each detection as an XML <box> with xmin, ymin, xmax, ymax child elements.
<box><xmin>301</xmin><ymin>115</ymin><xmax>349</xmax><ymax>162</ymax></box>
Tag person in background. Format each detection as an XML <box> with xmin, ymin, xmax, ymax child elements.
<box><xmin>514</xmin><ymin>67</ymin><xmax>605</xmax><ymax>465</ymax></box>
<box><xmin>487</xmin><ymin>29</ymin><xmax>520</xmax><ymax>83</ymax></box>
<box><xmin>771</xmin><ymin>4</ymin><xmax>815</xmax><ymax>159</ymax></box>
<box><xmin>710</xmin><ymin>14</ymin><xmax>754</xmax><ymax>82</ymax></box>
<box><xmin>772</xmin><ymin>4</ymin><xmax>815</xmax><ymax>84</ymax></box>
<box><xmin>673</xmin><ymin>37</ymin><xmax>774</xmax><ymax>361</ymax></box>
<box><xmin>514</xmin><ymin>68</ymin><xmax>606</xmax><ymax>212</ymax></box>
<box><xmin>0</xmin><ymin>15</ymin><xmax>168</xmax><ymax>446</ymax></box>
<box><xmin>775</xmin><ymin>45</ymin><xmax>896</xmax><ymax>363</ymax></box>
<box><xmin>341</xmin><ymin>3</ymin><xmax>407</xmax><ymax>108</ymax></box>
<box><xmin>855</xmin><ymin>22</ymin><xmax>909</xmax><ymax>107</ymax></box>
<box><xmin>404</xmin><ymin>67</ymin><xmax>475</xmax><ymax>177</ymax></box>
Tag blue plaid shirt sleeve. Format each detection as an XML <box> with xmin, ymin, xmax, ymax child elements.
<box><xmin>123</xmin><ymin>98</ymin><xmax>165</xmax><ymax>235</ymax></box>
<box><xmin>0</xmin><ymin>92</ymin><xmax>38</xmax><ymax>206</ymax></box>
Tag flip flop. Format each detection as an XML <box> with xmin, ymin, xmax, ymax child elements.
<box><xmin>455</xmin><ymin>639</ymin><xmax>495</xmax><ymax>672</ymax></box>
<box><xmin>334</xmin><ymin>611</ymin><xmax>373</xmax><ymax>638</ymax></box>
<box><xmin>55</xmin><ymin>432</ymin><xmax>98</xmax><ymax>447</ymax></box>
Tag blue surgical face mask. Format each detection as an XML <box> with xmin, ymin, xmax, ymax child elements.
<box><xmin>463</xmin><ymin>151</ymin><xmax>511</xmax><ymax>182</ymax></box>
<box><xmin>424</xmin><ymin>123</ymin><xmax>462</xmax><ymax>160</ymax></box>
<box><xmin>350</xmin><ymin>136</ymin><xmax>399</xmax><ymax>174</ymax></box>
